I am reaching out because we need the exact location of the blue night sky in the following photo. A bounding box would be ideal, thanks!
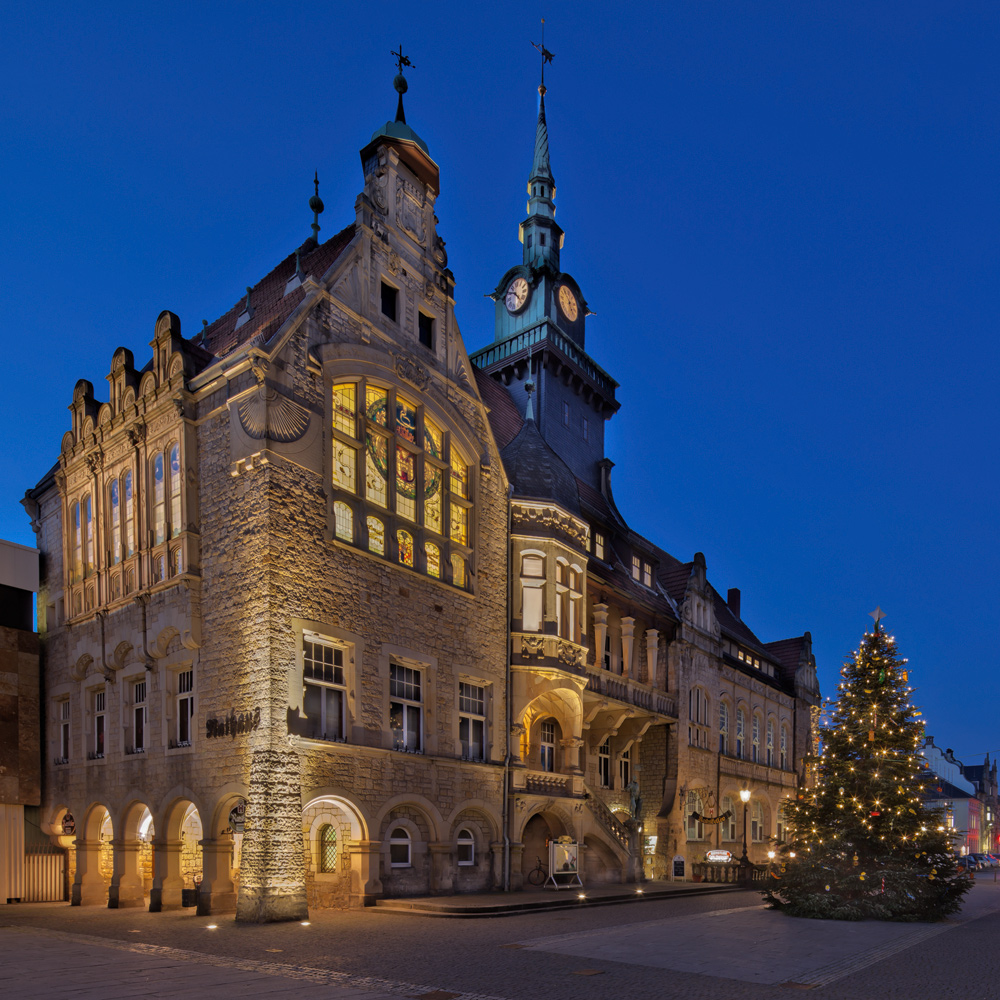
[2,3,997,759]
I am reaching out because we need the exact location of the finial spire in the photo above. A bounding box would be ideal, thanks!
[524,380,535,422]
[531,19,554,97]
[391,44,413,123]
[309,171,324,243]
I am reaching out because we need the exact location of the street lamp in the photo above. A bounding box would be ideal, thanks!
[739,788,752,885]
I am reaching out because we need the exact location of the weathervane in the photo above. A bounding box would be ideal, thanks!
[869,606,886,629]
[531,18,554,96]
[390,44,413,123]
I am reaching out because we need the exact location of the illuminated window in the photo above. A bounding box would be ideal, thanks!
[643,562,652,588]
[594,532,604,560]
[719,701,730,754]
[780,724,789,770]
[303,636,346,742]
[766,718,775,766]
[451,553,466,589]
[319,824,337,873]
[736,709,746,759]
[555,560,583,642]
[598,738,610,788]
[520,553,545,632]
[389,663,422,752]
[685,791,705,841]
[83,495,94,578]
[458,682,486,761]
[330,380,471,586]
[631,554,641,581]
[721,796,737,841]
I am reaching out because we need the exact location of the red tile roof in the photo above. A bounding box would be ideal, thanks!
[197,225,356,360]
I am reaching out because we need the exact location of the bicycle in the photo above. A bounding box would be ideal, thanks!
[526,856,548,886]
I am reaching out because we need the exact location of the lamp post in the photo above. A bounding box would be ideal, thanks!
[739,788,752,886]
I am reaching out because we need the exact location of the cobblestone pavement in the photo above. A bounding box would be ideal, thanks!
[2,882,1000,999]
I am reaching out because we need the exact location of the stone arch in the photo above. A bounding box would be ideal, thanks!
[517,807,574,887]
[109,799,155,908]
[375,796,442,900]
[518,687,584,775]
[150,792,205,912]
[140,370,157,397]
[71,803,113,906]
[301,791,372,910]
[582,833,624,885]
[445,802,501,894]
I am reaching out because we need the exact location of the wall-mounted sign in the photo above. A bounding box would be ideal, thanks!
[206,707,261,739]
[706,849,733,863]
[672,855,685,878]
[62,813,76,835]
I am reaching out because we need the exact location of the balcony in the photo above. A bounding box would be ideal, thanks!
[512,768,584,798]
[584,669,676,720]
[719,754,798,789]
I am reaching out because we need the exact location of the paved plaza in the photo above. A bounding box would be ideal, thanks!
[2,881,1000,999]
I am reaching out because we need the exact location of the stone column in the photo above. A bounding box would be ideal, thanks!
[348,839,383,908]
[149,839,184,911]
[489,841,505,890]
[560,736,585,776]
[509,841,525,891]
[108,839,146,908]
[620,617,635,679]
[198,836,237,915]
[236,748,308,922]
[593,604,608,668]
[428,842,454,895]
[71,838,107,906]
[509,722,527,767]
[645,629,660,687]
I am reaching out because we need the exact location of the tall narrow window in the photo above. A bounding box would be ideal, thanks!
[594,532,605,561]
[169,444,181,538]
[451,553,466,589]
[719,701,729,755]
[93,689,106,758]
[643,562,652,588]
[685,791,704,841]
[333,501,353,541]
[83,495,94,577]
[380,282,398,321]
[397,529,414,567]
[780,724,789,770]
[539,720,555,772]
[418,312,434,350]
[721,796,737,841]
[458,682,486,761]
[123,471,135,558]
[71,501,83,583]
[555,561,582,642]
[598,738,611,788]
[319,824,337,873]
[603,632,613,671]
[766,718,775,766]
[176,670,194,746]
[109,479,121,565]
[389,663,422,752]
[389,827,410,867]
[752,714,761,763]
[619,746,631,788]
[133,680,147,752]
[751,800,764,842]
[425,542,440,578]
[367,516,385,555]
[303,636,346,742]
[59,701,71,761]
[153,453,165,545]
[736,709,745,759]
[520,553,545,632]
[631,554,640,581]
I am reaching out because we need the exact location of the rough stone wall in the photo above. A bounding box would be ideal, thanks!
[0,623,39,806]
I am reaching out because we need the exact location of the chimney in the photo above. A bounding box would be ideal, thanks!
[727,588,741,619]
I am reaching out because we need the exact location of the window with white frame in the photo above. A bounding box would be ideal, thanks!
[751,800,765,842]
[721,795,737,841]
[303,635,346,742]
[389,826,411,867]
[766,718,775,766]
[540,720,555,772]
[92,689,106,759]
[736,708,745,759]
[176,669,194,746]
[555,559,582,642]
[520,553,545,632]
[685,791,705,841]
[132,680,147,752]
[619,746,631,788]
[642,561,652,588]
[780,724,789,770]
[458,682,486,761]
[719,701,729,754]
[598,738,611,788]
[59,700,70,761]
[456,828,475,866]
[752,713,761,763]
[389,662,422,752]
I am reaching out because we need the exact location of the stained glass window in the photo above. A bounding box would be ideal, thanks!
[395,446,416,521]
[83,495,94,576]
[332,383,356,436]
[451,553,466,589]
[397,529,414,567]
[424,480,442,533]
[450,459,469,499]
[333,442,356,492]
[153,453,165,545]
[169,444,181,538]
[367,517,385,555]
[425,543,440,578]
[366,386,387,425]
[334,502,353,541]
[395,395,417,444]
[365,433,388,507]
[450,504,468,546]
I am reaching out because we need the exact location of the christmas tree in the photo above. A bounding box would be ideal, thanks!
[763,610,969,921]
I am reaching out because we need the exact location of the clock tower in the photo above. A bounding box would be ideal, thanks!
[470,70,619,490]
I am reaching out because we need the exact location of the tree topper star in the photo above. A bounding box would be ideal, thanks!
[869,606,886,627]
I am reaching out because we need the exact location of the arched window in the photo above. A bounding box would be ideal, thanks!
[751,800,765,842]
[71,501,83,584]
[752,713,761,763]
[425,542,440,578]
[83,495,94,577]
[389,826,411,867]
[123,471,135,558]
[334,501,353,541]
[520,553,545,632]
[319,824,337,873]
[169,443,181,538]
[735,709,746,759]
[685,791,705,841]
[540,720,556,772]
[780,724,789,770]
[152,452,165,545]
[329,379,473,588]
[109,479,121,565]
[397,529,414,567]
[766,718,775,766]
[367,516,385,555]
[719,701,730,755]
[456,828,475,866]
[721,796,737,841]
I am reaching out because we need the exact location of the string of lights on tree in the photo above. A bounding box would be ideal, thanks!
[763,608,969,921]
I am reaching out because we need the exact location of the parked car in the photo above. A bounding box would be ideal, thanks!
[971,853,996,868]
[956,856,979,874]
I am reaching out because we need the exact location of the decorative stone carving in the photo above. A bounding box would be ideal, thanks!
[84,451,104,475]
[370,168,388,215]
[511,502,589,546]
[432,234,447,267]
[237,386,311,443]
[394,355,429,391]
[520,636,545,658]
[387,250,401,275]
[557,641,580,666]
[126,422,146,447]
[396,183,425,245]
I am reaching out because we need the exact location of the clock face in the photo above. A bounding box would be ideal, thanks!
[505,277,529,313]
[557,284,579,322]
